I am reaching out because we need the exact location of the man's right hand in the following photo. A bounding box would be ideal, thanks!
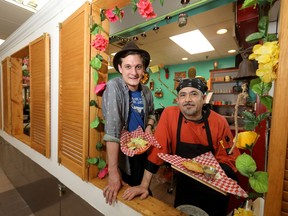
[122,185,149,201]
[103,169,122,205]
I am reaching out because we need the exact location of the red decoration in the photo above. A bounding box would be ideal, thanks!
[91,34,109,51]
[137,0,157,20]
[164,67,169,79]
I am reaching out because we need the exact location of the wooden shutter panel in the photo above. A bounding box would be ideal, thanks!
[58,2,90,179]
[2,58,12,134]
[0,68,1,130]
[10,57,23,136]
[29,33,51,157]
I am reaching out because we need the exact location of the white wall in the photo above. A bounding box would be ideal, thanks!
[0,1,140,215]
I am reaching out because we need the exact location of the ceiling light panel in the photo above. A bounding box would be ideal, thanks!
[169,30,214,55]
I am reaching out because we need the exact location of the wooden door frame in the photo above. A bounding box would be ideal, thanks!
[264,0,288,215]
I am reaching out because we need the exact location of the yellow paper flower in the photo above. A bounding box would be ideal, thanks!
[256,63,277,83]
[234,131,259,149]
[249,41,279,83]
[234,208,253,216]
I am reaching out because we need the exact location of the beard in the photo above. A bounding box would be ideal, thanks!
[181,102,201,119]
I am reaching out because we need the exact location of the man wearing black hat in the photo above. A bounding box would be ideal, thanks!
[123,78,240,216]
[102,41,156,205]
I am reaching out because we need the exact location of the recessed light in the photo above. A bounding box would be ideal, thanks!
[217,29,227,34]
[182,57,188,61]
[228,49,236,53]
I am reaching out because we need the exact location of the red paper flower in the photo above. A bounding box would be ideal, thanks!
[94,82,106,95]
[98,165,108,179]
[137,0,157,20]
[105,8,124,22]
[91,34,108,52]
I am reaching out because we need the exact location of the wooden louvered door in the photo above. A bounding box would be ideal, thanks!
[29,33,51,157]
[0,68,1,130]
[2,57,12,135]
[58,2,91,180]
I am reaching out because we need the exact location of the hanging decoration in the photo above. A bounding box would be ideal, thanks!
[178,13,188,27]
[153,25,160,33]
[158,69,177,96]
[149,79,154,90]
[164,67,169,79]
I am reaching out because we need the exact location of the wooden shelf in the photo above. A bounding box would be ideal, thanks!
[211,81,236,84]
[211,104,237,106]
[212,93,235,95]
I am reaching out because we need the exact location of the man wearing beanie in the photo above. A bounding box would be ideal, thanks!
[123,78,240,216]
[102,41,156,205]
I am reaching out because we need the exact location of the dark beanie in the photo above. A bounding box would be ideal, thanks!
[176,78,208,94]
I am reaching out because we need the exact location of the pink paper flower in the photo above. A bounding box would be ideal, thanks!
[98,165,108,179]
[23,57,29,65]
[94,82,106,95]
[137,0,157,20]
[91,34,108,51]
[105,8,124,22]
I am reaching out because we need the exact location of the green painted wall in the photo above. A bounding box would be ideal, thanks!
[108,56,236,109]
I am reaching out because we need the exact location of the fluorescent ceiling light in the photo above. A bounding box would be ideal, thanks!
[182,57,188,61]
[170,30,214,55]
[0,39,5,46]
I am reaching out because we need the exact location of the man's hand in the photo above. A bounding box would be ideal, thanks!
[122,185,149,201]
[145,125,153,135]
[103,169,122,205]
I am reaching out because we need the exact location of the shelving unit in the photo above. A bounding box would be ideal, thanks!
[209,68,250,130]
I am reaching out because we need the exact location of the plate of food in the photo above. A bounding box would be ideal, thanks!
[120,126,161,157]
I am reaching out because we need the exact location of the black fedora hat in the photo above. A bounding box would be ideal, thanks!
[113,41,150,72]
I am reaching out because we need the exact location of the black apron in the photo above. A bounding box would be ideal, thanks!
[174,110,230,216]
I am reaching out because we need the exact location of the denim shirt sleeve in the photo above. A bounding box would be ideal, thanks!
[102,78,128,143]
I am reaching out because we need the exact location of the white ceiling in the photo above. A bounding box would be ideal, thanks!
[0,0,34,40]
[109,3,239,72]
[0,0,239,71]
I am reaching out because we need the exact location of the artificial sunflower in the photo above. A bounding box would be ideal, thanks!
[235,131,259,150]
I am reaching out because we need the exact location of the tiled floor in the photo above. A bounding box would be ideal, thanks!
[0,167,34,216]
[150,165,176,207]
[0,137,103,216]
[0,166,175,216]
[0,136,175,215]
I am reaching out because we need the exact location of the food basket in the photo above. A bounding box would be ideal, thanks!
[120,126,161,157]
